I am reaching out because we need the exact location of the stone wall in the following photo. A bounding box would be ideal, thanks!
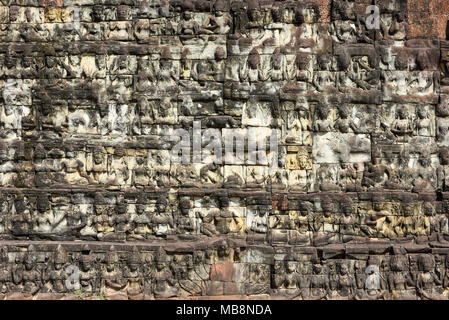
[1,0,449,299]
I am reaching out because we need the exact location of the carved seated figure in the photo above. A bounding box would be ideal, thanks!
[416,106,433,137]
[412,151,437,193]
[123,247,144,300]
[151,196,174,237]
[79,248,97,295]
[313,103,333,132]
[362,159,392,189]
[250,207,268,234]
[43,245,67,293]
[152,248,178,298]
[100,246,127,299]
[336,262,356,299]
[177,197,196,235]
[316,165,340,192]
[391,107,414,136]
[131,203,151,240]
[333,4,357,43]
[339,198,361,242]
[177,10,199,42]
[313,198,339,245]
[334,105,358,133]
[13,245,41,297]
[273,253,302,298]
[423,202,448,236]
[388,255,415,299]
[0,246,11,295]
[309,262,329,300]
[416,255,444,300]
[201,0,231,35]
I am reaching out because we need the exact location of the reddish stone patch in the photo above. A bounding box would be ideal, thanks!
[210,262,233,282]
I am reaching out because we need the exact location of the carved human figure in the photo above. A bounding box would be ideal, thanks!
[313,199,339,245]
[392,107,414,136]
[416,255,443,300]
[200,0,231,35]
[79,248,97,295]
[388,255,415,299]
[177,197,196,234]
[123,247,144,299]
[43,245,67,293]
[334,105,358,133]
[177,9,199,41]
[336,262,356,299]
[339,198,360,242]
[152,248,178,298]
[100,246,126,299]
[309,262,329,299]
[13,245,41,296]
[151,196,174,237]
[250,207,268,234]
[0,246,11,294]
[416,106,432,137]
[313,103,333,132]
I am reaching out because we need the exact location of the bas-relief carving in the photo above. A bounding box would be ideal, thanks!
[0,0,448,299]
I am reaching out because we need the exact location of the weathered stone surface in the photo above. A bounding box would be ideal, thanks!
[2,0,449,300]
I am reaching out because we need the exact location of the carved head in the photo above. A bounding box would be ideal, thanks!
[301,3,319,23]
[93,148,103,164]
[92,5,104,21]
[338,105,351,119]
[317,54,331,70]
[394,12,405,23]
[214,47,226,61]
[214,0,226,16]
[136,204,146,215]
[54,245,67,270]
[395,52,409,70]
[105,246,118,272]
[418,255,434,272]
[217,240,231,258]
[34,143,47,160]
[128,247,140,272]
[65,144,76,159]
[24,245,37,271]
[372,198,383,211]
[313,263,323,275]
[339,262,349,275]
[341,198,353,216]
[117,5,130,20]
[37,193,50,213]
[247,0,260,21]
[286,261,296,274]
[396,106,408,119]
[155,247,167,270]
[439,147,449,165]
[416,51,431,71]
[248,49,260,70]
[390,255,406,272]
[179,197,191,215]
[9,6,20,22]
[296,53,310,71]
[156,195,167,213]
[417,105,429,119]
[316,103,330,120]
[321,198,334,215]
